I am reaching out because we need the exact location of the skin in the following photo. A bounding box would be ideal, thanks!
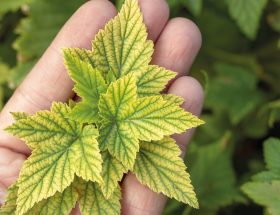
[0,0,204,214]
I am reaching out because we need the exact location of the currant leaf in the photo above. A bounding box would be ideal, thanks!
[123,95,204,141]
[162,94,185,106]
[99,121,139,169]
[27,185,78,215]
[78,180,121,215]
[100,152,128,199]
[98,74,139,168]
[98,74,203,168]
[64,48,95,68]
[6,103,102,215]
[64,50,107,123]
[10,112,29,121]
[6,102,81,150]
[133,137,199,208]
[136,65,176,97]
[92,0,153,80]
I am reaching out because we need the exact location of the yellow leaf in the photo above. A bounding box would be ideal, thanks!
[136,65,176,97]
[133,137,199,208]
[124,95,204,141]
[64,50,107,123]
[6,103,102,215]
[78,180,121,215]
[92,0,153,80]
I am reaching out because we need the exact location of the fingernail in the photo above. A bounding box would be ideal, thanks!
[0,182,7,206]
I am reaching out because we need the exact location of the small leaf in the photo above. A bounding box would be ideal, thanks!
[99,73,137,120]
[6,103,80,149]
[92,0,153,80]
[162,94,185,106]
[27,185,78,215]
[64,50,107,123]
[10,112,29,121]
[136,65,176,97]
[99,121,139,169]
[124,95,204,141]
[6,103,102,215]
[64,48,95,68]
[78,181,121,215]
[100,151,128,199]
[226,0,268,39]
[133,137,198,208]
[242,181,280,215]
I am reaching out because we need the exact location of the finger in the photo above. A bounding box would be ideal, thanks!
[0,148,26,188]
[152,18,202,77]
[169,77,204,154]
[138,0,169,41]
[0,0,117,155]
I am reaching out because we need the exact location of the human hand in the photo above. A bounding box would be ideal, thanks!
[0,0,203,214]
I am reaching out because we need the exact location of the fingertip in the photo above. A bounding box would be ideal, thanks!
[121,174,166,215]
[0,147,26,187]
[170,18,202,52]
[168,76,204,153]
[152,17,202,75]
[139,0,169,41]
[168,76,204,115]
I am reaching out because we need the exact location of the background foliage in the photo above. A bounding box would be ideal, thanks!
[0,0,279,214]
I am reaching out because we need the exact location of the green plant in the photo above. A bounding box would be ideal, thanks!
[1,0,280,214]
[242,138,280,215]
[0,0,204,214]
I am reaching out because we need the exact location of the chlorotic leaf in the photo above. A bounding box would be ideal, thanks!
[98,74,139,168]
[226,0,268,39]
[27,184,78,215]
[99,73,137,120]
[162,94,185,106]
[242,181,280,215]
[10,112,29,121]
[0,183,18,215]
[78,181,121,215]
[64,48,95,68]
[5,103,102,215]
[92,0,153,80]
[133,137,199,208]
[64,50,107,123]
[136,65,176,97]
[100,151,128,199]
[99,121,139,169]
[124,95,204,141]
[99,74,203,167]
[6,102,81,150]
[69,102,100,124]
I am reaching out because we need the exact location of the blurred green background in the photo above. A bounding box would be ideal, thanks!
[0,0,280,214]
